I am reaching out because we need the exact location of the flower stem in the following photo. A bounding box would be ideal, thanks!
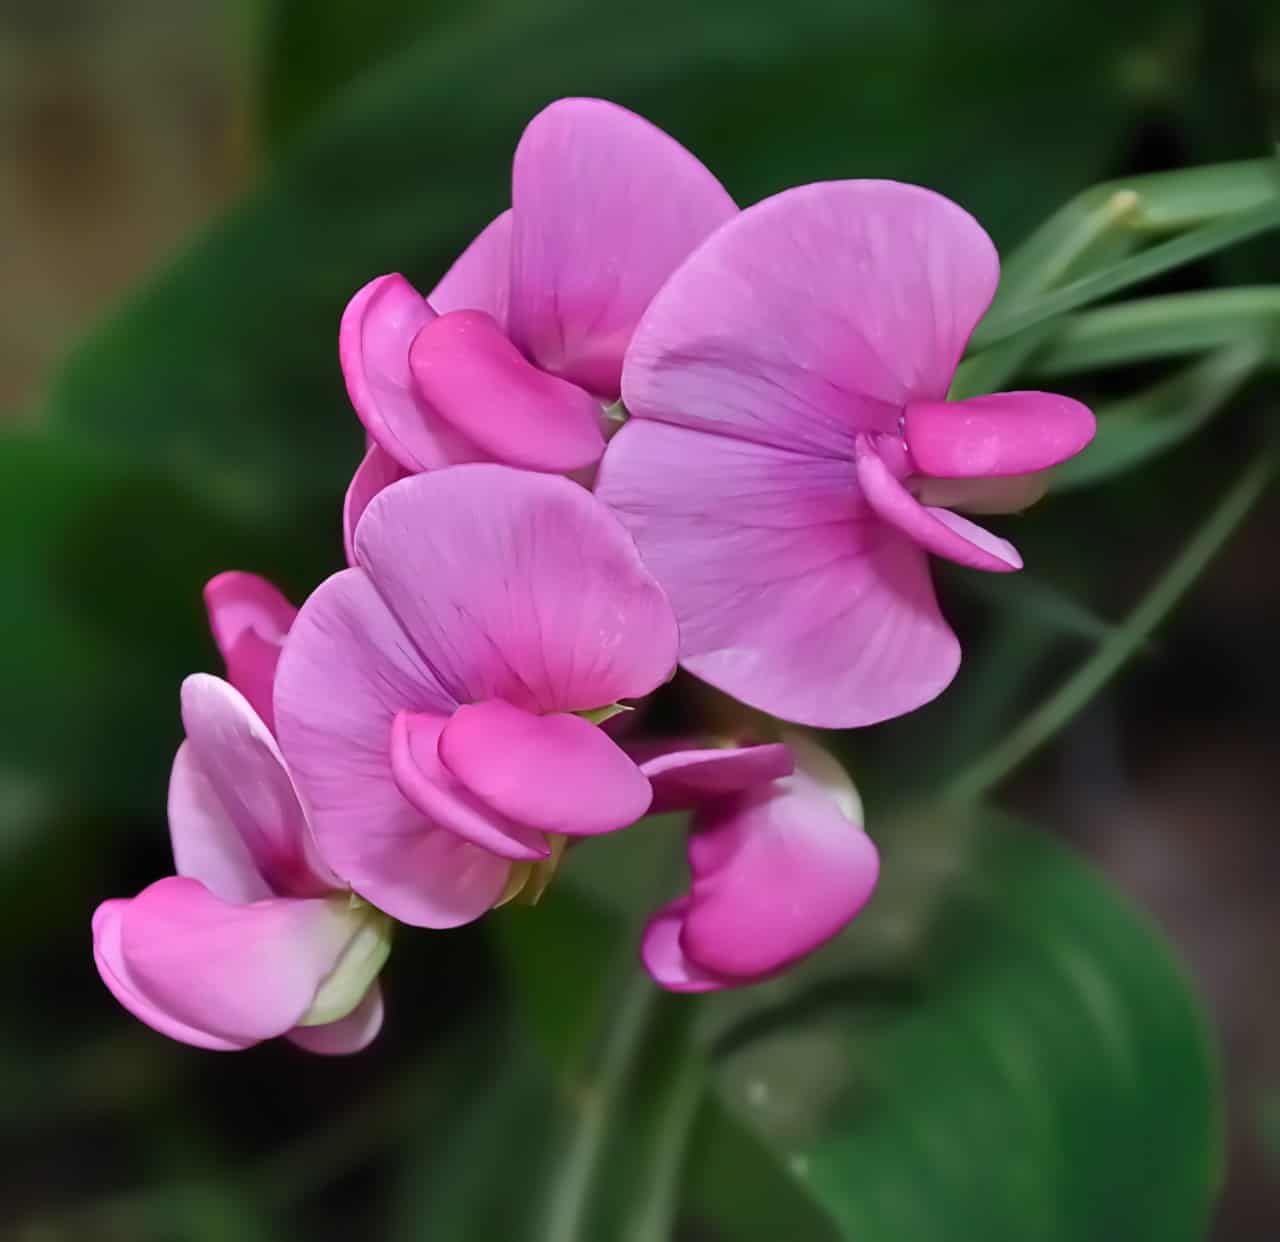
[943,452,1275,805]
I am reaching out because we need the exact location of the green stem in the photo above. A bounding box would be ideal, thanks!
[943,453,1275,804]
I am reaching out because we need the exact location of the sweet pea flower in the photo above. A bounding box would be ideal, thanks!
[597,180,1096,728]
[203,571,297,729]
[337,96,736,539]
[638,736,878,991]
[273,465,680,928]
[93,675,391,1054]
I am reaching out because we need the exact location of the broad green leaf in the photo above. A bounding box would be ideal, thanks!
[713,815,1221,1242]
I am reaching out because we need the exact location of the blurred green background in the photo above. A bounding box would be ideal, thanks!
[3,1,1279,1239]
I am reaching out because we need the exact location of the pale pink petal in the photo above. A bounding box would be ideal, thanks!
[439,699,652,836]
[597,421,959,727]
[409,310,605,473]
[116,877,358,1045]
[428,210,513,327]
[287,983,384,1056]
[353,467,678,713]
[203,571,296,731]
[343,443,408,566]
[339,274,480,472]
[853,437,1022,573]
[639,744,794,813]
[640,898,729,994]
[93,899,251,1051]
[680,770,880,980]
[274,570,508,927]
[390,710,550,860]
[508,98,736,398]
[176,675,338,896]
[904,391,1096,478]
[623,180,998,456]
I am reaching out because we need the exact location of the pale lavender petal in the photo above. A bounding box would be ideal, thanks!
[409,310,605,473]
[344,443,408,566]
[203,571,296,731]
[853,436,1022,573]
[439,699,652,836]
[354,467,678,713]
[597,420,959,727]
[904,391,1096,477]
[639,744,794,813]
[623,180,999,456]
[428,209,514,327]
[640,898,729,993]
[339,274,480,472]
[509,98,736,398]
[287,983,384,1056]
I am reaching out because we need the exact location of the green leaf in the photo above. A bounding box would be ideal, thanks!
[713,814,1221,1242]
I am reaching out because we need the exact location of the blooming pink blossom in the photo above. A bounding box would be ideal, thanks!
[597,180,1096,728]
[93,675,390,1053]
[638,737,878,991]
[337,96,736,533]
[273,465,680,929]
[203,571,296,731]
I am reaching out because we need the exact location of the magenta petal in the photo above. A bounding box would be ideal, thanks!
[409,310,605,473]
[853,437,1022,573]
[287,983,384,1055]
[598,420,960,727]
[429,209,514,327]
[640,898,730,993]
[203,571,296,731]
[343,443,408,566]
[623,180,999,456]
[639,744,794,813]
[339,274,480,472]
[439,700,652,836]
[93,899,251,1050]
[904,391,1096,478]
[353,467,678,712]
[390,710,550,860]
[508,97,736,397]
[117,877,357,1045]
[681,771,880,980]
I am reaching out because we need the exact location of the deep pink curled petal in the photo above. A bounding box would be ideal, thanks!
[203,571,296,731]
[273,570,507,927]
[640,898,731,993]
[117,877,357,1045]
[622,180,999,457]
[177,675,338,896]
[409,310,605,473]
[287,982,384,1055]
[681,768,880,980]
[354,467,678,712]
[390,710,550,860]
[597,420,959,728]
[344,443,408,567]
[508,98,736,398]
[93,898,252,1051]
[439,700,652,836]
[639,744,794,814]
[853,437,1022,573]
[339,274,480,472]
[904,391,1096,478]
[428,210,514,328]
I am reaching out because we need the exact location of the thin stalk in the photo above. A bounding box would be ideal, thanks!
[943,453,1275,804]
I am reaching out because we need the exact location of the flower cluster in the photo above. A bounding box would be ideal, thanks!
[94,98,1093,1052]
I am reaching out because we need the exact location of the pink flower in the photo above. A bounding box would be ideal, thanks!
[203,571,297,731]
[638,737,878,991]
[597,180,1096,728]
[337,96,736,542]
[273,465,680,929]
[93,675,391,1054]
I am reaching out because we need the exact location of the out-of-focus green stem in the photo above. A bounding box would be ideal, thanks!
[943,452,1276,805]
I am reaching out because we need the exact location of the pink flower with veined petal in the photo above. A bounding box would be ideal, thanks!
[597,180,1096,728]
[638,737,878,991]
[274,465,680,929]
[338,97,736,548]
[203,571,296,729]
[93,675,391,1054]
